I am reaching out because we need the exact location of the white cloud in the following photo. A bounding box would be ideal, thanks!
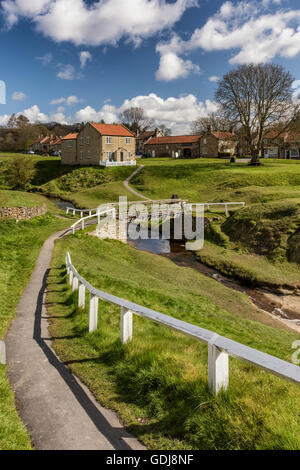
[23,104,49,123]
[156,52,200,81]
[57,64,76,80]
[50,95,80,105]
[0,114,10,125]
[209,76,219,83]
[36,51,53,66]
[0,93,217,133]
[155,1,300,78]
[2,0,196,46]
[12,91,26,101]
[79,51,92,69]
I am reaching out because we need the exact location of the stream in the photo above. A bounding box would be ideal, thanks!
[50,197,300,332]
[128,234,300,332]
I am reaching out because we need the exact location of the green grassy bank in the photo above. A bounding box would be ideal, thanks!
[0,193,69,450]
[47,233,300,450]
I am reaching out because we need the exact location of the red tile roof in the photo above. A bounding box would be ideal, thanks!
[264,130,285,139]
[90,122,134,137]
[62,133,78,140]
[211,131,237,141]
[146,135,201,145]
[50,138,62,146]
[285,132,300,143]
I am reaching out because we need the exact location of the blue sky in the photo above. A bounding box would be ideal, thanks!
[1,0,300,133]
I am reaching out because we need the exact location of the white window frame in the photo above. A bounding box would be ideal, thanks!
[203,138,207,145]
[79,151,84,160]
[125,137,131,145]
[80,137,84,145]
[127,152,131,160]
[87,150,91,159]
[106,136,112,144]
[86,137,90,145]
[106,151,112,160]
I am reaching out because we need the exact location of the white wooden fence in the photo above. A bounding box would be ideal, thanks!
[192,202,246,216]
[70,208,116,235]
[65,252,300,395]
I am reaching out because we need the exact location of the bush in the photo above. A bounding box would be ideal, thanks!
[5,157,36,189]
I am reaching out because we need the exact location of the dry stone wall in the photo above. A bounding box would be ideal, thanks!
[0,205,47,220]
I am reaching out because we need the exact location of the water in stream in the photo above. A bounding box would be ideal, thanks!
[128,234,300,331]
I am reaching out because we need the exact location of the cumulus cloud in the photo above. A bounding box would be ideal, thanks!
[0,93,217,133]
[50,95,80,105]
[2,0,196,46]
[23,104,49,122]
[57,64,76,80]
[74,93,217,134]
[79,51,92,69]
[155,0,300,79]
[156,52,200,81]
[12,91,27,101]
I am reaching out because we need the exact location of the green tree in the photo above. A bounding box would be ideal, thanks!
[6,157,36,189]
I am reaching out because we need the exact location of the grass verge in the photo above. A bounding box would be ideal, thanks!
[0,196,69,450]
[47,233,300,450]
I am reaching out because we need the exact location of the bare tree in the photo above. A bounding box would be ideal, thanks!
[157,124,171,136]
[216,63,299,165]
[191,112,234,134]
[120,107,154,134]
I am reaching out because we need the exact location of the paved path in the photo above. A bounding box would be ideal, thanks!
[5,229,146,450]
[124,165,152,201]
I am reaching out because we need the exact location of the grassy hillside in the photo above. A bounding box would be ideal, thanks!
[0,192,69,450]
[48,233,300,450]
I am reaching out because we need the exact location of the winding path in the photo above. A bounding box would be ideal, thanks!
[123,164,152,201]
[5,228,146,451]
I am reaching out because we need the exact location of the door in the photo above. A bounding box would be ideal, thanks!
[120,152,124,162]
[184,148,192,159]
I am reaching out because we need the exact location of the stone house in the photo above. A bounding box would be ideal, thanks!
[61,122,136,166]
[200,131,238,158]
[49,137,62,155]
[145,135,201,158]
[284,132,300,159]
[136,129,163,154]
[61,133,78,164]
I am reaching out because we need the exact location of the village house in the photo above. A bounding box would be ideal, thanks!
[61,122,136,166]
[262,130,300,159]
[136,129,163,154]
[145,135,201,158]
[29,135,62,155]
[200,130,239,158]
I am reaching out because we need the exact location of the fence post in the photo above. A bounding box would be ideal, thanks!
[66,208,69,215]
[208,340,229,395]
[120,307,133,344]
[225,204,228,217]
[78,283,86,308]
[0,341,6,365]
[81,220,85,231]
[72,276,79,293]
[69,270,74,286]
[89,294,99,333]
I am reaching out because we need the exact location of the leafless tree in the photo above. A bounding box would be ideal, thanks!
[191,112,234,134]
[216,63,299,164]
[156,124,171,136]
[120,107,154,134]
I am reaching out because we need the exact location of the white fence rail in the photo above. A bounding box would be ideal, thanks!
[65,252,300,395]
[191,202,246,216]
[70,208,116,235]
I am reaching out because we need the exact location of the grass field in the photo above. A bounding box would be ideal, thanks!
[0,192,69,450]
[47,233,300,450]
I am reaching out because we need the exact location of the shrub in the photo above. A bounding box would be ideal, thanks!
[5,157,36,189]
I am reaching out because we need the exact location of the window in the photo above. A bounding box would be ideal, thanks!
[86,137,90,145]
[80,151,83,160]
[203,138,207,144]
[106,136,112,144]
[166,146,169,150]
[87,150,91,159]
[125,137,131,145]
[67,141,73,148]
[106,151,112,160]
[127,152,131,160]
[80,137,84,145]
